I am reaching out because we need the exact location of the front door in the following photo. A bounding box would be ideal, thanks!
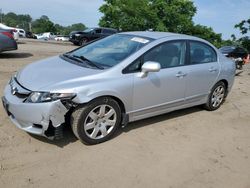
[132,41,188,119]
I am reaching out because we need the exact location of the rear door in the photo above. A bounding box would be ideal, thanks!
[185,41,220,101]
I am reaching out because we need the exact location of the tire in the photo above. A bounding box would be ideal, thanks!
[71,97,122,145]
[204,81,226,111]
[80,38,88,46]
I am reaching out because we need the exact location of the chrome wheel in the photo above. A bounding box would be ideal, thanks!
[84,105,117,139]
[211,85,225,108]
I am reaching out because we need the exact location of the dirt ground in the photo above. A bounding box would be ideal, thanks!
[0,39,250,188]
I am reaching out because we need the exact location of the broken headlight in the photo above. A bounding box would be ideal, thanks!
[26,92,76,103]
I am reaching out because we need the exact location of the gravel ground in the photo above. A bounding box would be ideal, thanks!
[0,39,250,188]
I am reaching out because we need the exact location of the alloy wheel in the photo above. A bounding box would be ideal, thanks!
[84,105,117,139]
[211,85,225,108]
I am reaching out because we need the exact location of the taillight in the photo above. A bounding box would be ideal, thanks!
[1,32,14,39]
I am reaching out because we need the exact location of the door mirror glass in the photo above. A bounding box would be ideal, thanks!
[138,61,161,78]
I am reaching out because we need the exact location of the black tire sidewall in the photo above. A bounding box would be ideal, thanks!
[76,97,121,145]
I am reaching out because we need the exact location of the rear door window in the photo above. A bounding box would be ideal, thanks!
[190,41,217,64]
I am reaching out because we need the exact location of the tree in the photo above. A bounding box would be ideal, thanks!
[1,11,88,35]
[69,23,86,31]
[235,18,250,52]
[99,0,196,32]
[235,18,250,35]
[55,23,86,35]
[99,0,223,47]
[2,12,32,31]
[32,15,57,33]
[187,24,222,47]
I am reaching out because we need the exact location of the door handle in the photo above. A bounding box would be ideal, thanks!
[209,67,218,72]
[176,71,187,78]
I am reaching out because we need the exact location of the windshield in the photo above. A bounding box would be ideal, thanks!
[83,28,94,32]
[70,34,153,67]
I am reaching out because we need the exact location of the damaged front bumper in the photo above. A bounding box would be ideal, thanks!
[2,83,69,139]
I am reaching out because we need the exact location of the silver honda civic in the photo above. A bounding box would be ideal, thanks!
[2,32,235,144]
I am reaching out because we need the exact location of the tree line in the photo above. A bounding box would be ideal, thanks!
[99,0,250,51]
[1,0,249,51]
[1,12,86,35]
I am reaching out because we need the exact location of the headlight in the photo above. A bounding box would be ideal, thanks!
[26,92,76,103]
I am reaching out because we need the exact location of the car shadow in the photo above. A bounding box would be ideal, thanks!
[116,106,203,136]
[0,52,33,59]
[28,125,78,148]
[17,41,26,44]
[29,106,203,148]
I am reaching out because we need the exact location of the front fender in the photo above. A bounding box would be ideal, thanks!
[73,90,124,104]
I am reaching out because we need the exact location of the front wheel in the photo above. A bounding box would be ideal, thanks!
[204,81,226,111]
[71,97,122,145]
[80,38,88,46]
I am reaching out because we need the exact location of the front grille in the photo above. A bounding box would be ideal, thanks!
[10,77,31,99]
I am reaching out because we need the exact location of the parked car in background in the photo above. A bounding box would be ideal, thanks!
[55,35,69,41]
[0,29,18,52]
[34,33,44,40]
[0,23,19,41]
[34,32,56,40]
[2,32,235,144]
[26,31,37,39]
[42,32,56,40]
[219,46,248,70]
[69,27,117,46]
[219,46,248,58]
[16,28,26,37]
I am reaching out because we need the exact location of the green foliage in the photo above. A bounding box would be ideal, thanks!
[234,18,250,52]
[2,12,32,31]
[99,0,224,47]
[239,37,250,52]
[32,15,57,33]
[1,12,86,35]
[55,23,86,35]
[235,18,250,35]
[186,24,222,47]
[99,0,196,33]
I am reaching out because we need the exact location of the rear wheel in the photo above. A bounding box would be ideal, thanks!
[71,97,121,145]
[204,81,226,111]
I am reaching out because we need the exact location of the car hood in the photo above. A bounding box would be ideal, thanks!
[16,56,102,91]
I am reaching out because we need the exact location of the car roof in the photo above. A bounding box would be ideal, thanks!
[120,31,200,40]
[91,27,117,31]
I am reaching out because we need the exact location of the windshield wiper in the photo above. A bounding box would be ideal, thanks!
[63,53,80,61]
[63,53,104,69]
[73,55,104,69]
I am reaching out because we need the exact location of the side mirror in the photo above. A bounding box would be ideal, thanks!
[138,61,161,78]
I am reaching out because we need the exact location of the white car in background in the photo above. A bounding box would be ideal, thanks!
[35,32,57,40]
[16,28,26,37]
[0,23,19,41]
[55,35,69,41]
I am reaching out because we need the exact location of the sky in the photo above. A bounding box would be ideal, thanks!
[0,0,249,39]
